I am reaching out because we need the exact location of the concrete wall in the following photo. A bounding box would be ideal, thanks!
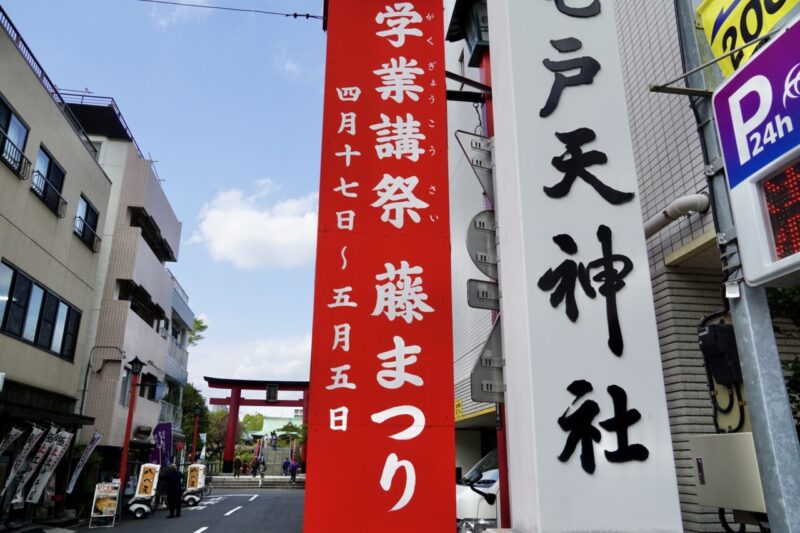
[0,28,111,400]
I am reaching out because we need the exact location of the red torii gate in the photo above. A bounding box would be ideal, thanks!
[204,376,309,473]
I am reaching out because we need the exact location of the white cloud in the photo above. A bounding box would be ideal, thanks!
[273,49,302,79]
[149,0,210,29]
[187,335,311,412]
[190,183,318,270]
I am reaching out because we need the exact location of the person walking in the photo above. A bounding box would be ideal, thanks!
[233,456,241,478]
[282,457,290,476]
[165,464,184,519]
[258,457,266,487]
[289,458,298,483]
[251,458,259,477]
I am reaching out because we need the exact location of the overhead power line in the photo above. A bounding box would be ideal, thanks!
[134,0,323,20]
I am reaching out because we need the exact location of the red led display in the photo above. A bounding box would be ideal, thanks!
[762,162,800,260]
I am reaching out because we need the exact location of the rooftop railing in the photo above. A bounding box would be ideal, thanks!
[0,7,97,159]
[60,92,145,161]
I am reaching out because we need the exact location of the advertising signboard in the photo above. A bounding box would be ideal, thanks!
[134,463,160,499]
[698,0,800,77]
[713,17,800,284]
[305,1,455,530]
[186,464,205,490]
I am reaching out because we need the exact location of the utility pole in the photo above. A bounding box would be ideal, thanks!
[674,2,800,531]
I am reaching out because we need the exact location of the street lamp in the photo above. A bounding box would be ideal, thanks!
[191,404,201,463]
[118,356,145,512]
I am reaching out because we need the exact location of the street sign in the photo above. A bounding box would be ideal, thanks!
[470,317,505,403]
[466,210,497,279]
[713,16,800,284]
[466,279,499,310]
[455,130,494,204]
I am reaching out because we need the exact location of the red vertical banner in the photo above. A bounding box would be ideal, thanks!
[305,1,454,531]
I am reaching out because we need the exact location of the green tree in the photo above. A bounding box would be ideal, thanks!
[188,317,208,347]
[180,383,209,443]
[205,409,246,461]
[241,413,266,432]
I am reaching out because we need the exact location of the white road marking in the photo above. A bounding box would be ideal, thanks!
[249,495,258,502]
[193,528,208,533]
[224,506,243,516]
[188,506,207,511]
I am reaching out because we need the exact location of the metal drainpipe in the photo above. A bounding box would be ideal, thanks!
[643,192,710,238]
[674,1,800,531]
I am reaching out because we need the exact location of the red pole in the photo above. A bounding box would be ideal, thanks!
[191,412,200,463]
[118,371,140,508]
[300,388,309,469]
[222,388,241,473]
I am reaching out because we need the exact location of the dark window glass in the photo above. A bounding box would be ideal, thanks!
[22,284,43,342]
[0,263,13,322]
[50,302,68,354]
[61,307,80,360]
[5,274,31,337]
[36,292,59,349]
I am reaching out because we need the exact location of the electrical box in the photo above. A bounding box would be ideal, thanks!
[698,323,742,385]
[689,432,766,513]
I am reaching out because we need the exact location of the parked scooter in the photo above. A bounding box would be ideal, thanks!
[182,464,206,506]
[128,494,156,519]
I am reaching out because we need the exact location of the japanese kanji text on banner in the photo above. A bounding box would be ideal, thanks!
[305,1,455,531]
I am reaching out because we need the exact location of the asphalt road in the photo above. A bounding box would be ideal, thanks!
[78,489,304,533]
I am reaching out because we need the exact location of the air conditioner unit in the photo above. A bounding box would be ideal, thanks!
[160,327,168,338]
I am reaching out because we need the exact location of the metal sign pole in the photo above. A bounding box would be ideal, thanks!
[675,2,800,531]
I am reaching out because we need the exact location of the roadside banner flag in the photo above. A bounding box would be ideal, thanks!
[0,427,23,457]
[11,427,59,505]
[0,426,44,497]
[26,430,72,503]
[67,431,103,494]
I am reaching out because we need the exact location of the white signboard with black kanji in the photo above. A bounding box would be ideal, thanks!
[488,1,683,531]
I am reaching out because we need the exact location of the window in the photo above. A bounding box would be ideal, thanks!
[31,148,67,217]
[74,195,101,252]
[0,262,81,361]
[0,98,30,178]
[139,374,158,401]
[0,263,12,321]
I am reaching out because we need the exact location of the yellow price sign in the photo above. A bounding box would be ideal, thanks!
[454,399,463,420]
[698,0,800,76]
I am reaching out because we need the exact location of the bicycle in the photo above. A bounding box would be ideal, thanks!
[202,476,213,497]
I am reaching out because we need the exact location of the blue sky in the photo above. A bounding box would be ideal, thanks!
[1,0,327,407]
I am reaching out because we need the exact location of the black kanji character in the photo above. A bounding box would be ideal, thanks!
[552,0,601,18]
[599,385,649,463]
[540,38,600,118]
[547,128,635,205]
[537,234,596,322]
[558,379,601,474]
[587,225,633,356]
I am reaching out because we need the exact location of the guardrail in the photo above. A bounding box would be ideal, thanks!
[74,216,101,252]
[0,128,31,180]
[0,7,97,159]
[31,170,67,217]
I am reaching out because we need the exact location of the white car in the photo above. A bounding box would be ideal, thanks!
[456,449,500,532]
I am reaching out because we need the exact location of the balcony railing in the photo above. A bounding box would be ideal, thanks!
[159,401,183,428]
[0,129,31,180]
[168,337,189,369]
[31,170,67,218]
[73,216,101,252]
